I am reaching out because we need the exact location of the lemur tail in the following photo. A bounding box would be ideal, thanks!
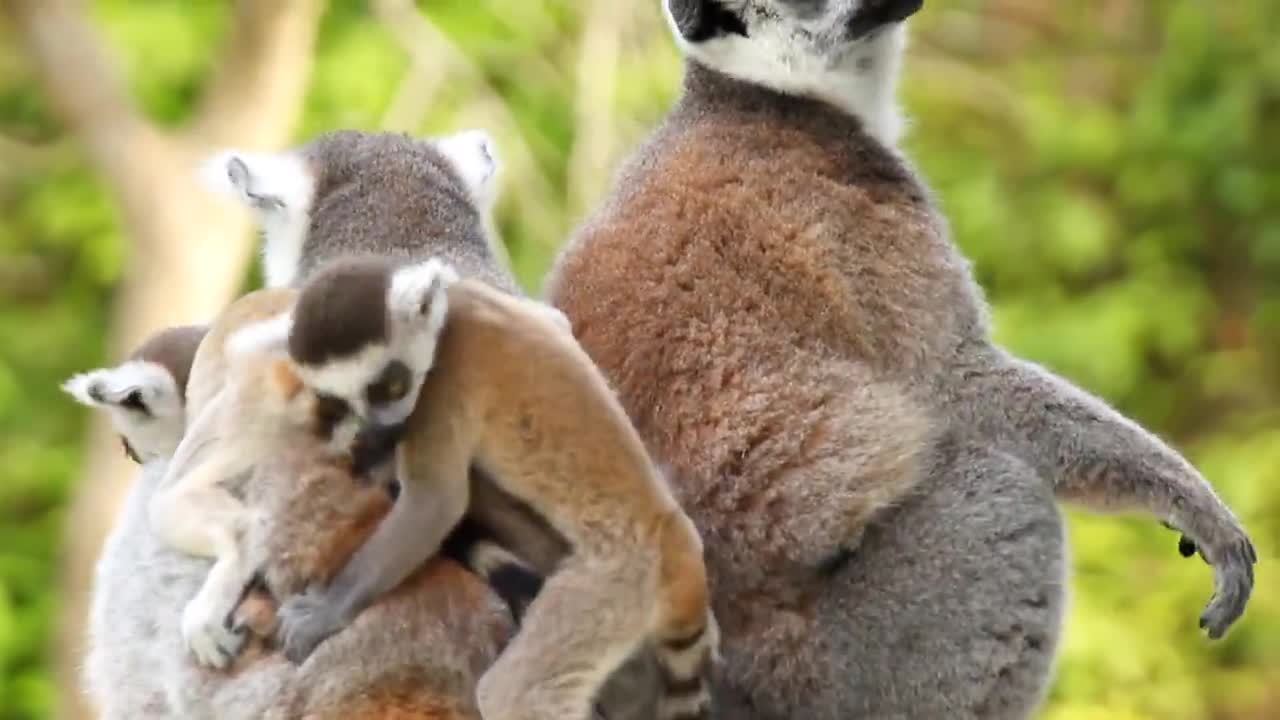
[653,611,719,720]
[441,517,543,623]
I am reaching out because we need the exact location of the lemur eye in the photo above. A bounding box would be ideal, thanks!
[366,360,413,407]
[120,390,148,414]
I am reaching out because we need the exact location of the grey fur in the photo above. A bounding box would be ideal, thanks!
[543,3,1256,718]
[293,130,517,291]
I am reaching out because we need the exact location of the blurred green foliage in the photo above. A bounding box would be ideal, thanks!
[0,1,1276,718]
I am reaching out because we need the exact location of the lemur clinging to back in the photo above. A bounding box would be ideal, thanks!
[544,1,1258,718]
[200,128,711,720]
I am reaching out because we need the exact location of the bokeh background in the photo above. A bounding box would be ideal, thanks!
[0,1,1276,718]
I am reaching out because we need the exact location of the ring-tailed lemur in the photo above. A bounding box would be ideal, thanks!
[544,1,1257,718]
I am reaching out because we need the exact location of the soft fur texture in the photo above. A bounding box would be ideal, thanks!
[544,2,1256,717]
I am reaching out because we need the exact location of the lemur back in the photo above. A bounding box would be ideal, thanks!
[546,1,1255,718]
[203,129,515,292]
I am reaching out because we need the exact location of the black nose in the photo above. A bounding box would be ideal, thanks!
[847,0,923,40]
[350,421,407,476]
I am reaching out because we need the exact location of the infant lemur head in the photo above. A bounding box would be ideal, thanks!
[665,0,924,145]
[62,324,209,463]
[233,256,458,472]
[198,128,500,289]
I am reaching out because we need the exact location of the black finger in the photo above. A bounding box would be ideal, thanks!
[1178,536,1197,558]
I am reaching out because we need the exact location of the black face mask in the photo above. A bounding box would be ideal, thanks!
[669,0,750,43]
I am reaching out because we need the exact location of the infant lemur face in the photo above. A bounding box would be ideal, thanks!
[233,255,459,471]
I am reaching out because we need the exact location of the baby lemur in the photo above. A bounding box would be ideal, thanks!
[200,129,715,719]
[543,1,1258,718]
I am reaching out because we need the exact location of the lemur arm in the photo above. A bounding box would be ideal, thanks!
[969,347,1256,637]
[276,416,475,663]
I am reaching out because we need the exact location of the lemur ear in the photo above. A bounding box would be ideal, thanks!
[433,129,501,207]
[388,258,459,328]
[61,362,176,415]
[197,149,315,217]
[226,312,294,358]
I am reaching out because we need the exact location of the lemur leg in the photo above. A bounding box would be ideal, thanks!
[150,465,256,668]
[148,395,259,668]
[476,555,653,720]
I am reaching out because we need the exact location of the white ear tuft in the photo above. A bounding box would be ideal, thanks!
[61,362,179,413]
[226,312,294,358]
[62,371,106,407]
[196,149,315,216]
[389,258,459,327]
[434,129,501,206]
[198,149,317,289]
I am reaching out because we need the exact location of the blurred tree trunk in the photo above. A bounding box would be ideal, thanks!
[0,1,325,718]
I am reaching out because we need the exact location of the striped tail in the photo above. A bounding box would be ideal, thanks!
[441,516,544,624]
[654,611,719,720]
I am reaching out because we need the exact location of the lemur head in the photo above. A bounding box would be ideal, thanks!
[664,0,923,145]
[197,129,499,289]
[231,256,458,467]
[62,324,208,463]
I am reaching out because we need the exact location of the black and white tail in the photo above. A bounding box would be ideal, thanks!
[441,516,543,623]
[654,611,719,720]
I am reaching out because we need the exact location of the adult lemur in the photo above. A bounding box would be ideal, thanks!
[544,1,1257,718]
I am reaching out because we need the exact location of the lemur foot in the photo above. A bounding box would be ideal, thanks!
[1198,534,1258,640]
[1166,518,1258,639]
[182,587,247,669]
[276,586,347,664]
